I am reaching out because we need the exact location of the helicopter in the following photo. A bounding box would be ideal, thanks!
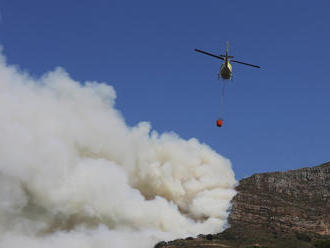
[194,43,260,127]
[194,42,260,80]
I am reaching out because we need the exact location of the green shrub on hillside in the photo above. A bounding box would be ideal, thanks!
[313,239,330,248]
[245,246,270,248]
[295,232,312,242]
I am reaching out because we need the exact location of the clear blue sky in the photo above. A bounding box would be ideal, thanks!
[1,0,329,178]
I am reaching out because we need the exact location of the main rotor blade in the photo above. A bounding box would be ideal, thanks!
[221,55,234,58]
[230,59,261,68]
[194,49,224,61]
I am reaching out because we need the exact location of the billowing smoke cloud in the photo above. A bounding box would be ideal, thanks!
[0,51,237,248]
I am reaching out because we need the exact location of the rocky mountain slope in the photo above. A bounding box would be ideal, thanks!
[230,162,329,235]
[156,162,330,248]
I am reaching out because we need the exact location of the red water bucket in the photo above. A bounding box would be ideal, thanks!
[216,119,223,127]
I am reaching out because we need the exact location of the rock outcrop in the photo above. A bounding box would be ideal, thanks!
[156,162,330,248]
[229,162,330,235]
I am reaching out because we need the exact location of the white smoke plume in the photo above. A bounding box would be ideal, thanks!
[0,51,237,248]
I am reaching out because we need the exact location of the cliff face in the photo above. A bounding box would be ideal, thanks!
[156,162,330,248]
[229,162,330,235]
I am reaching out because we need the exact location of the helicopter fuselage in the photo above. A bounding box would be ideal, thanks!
[220,61,232,80]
